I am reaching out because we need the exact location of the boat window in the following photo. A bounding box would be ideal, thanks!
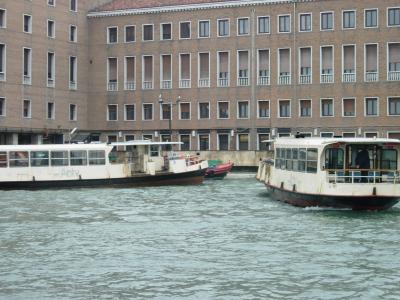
[285,148,293,171]
[0,152,7,168]
[306,148,318,173]
[150,145,159,157]
[9,151,29,168]
[30,151,49,167]
[324,148,344,169]
[89,150,106,165]
[70,150,87,166]
[274,148,281,169]
[51,151,69,166]
[292,148,299,171]
[299,148,306,172]
[381,149,397,170]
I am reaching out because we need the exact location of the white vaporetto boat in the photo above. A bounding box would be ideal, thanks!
[0,140,208,189]
[257,137,400,210]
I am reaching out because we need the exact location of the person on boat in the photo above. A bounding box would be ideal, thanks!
[355,148,370,182]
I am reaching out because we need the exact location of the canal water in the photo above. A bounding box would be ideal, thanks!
[1,175,400,299]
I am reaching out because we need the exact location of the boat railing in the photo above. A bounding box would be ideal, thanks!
[185,155,200,167]
[326,169,400,184]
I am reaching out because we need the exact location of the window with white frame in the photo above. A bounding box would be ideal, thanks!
[107,27,117,43]
[179,102,190,120]
[237,18,249,35]
[198,134,209,151]
[237,101,249,119]
[143,24,153,41]
[47,52,55,87]
[258,133,270,151]
[70,0,77,12]
[218,101,229,119]
[180,21,191,39]
[343,10,356,29]
[23,14,32,33]
[23,48,32,85]
[365,9,378,28]
[161,23,172,40]
[124,56,135,90]
[218,19,229,36]
[0,97,5,116]
[69,104,77,121]
[258,100,270,118]
[388,8,400,26]
[343,98,355,117]
[279,100,291,118]
[198,102,210,119]
[299,99,311,117]
[23,99,31,118]
[69,56,77,89]
[0,44,5,81]
[47,102,55,119]
[321,12,333,30]
[0,9,5,28]
[299,13,311,31]
[218,134,229,150]
[124,104,135,121]
[180,134,191,151]
[142,103,153,120]
[107,57,118,91]
[258,16,270,34]
[48,0,55,6]
[47,19,55,38]
[278,15,291,33]
[107,104,118,121]
[321,98,334,117]
[237,134,249,151]
[198,20,209,38]
[388,97,400,116]
[160,102,171,120]
[125,25,135,42]
[365,97,378,116]
[160,54,171,89]
[69,25,77,42]
[142,55,153,89]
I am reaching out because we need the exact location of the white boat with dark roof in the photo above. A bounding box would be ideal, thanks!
[257,137,400,211]
[0,140,208,189]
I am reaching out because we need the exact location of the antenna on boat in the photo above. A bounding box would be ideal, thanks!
[67,127,78,143]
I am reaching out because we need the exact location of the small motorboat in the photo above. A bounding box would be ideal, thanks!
[205,160,234,179]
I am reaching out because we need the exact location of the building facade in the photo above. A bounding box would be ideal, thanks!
[1,0,400,151]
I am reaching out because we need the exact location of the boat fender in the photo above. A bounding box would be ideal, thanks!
[280,182,284,189]
[372,187,376,196]
[79,175,82,180]
[32,176,35,182]
[292,184,296,192]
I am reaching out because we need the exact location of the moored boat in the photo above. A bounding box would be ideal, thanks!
[205,160,234,179]
[257,137,400,211]
[0,141,208,189]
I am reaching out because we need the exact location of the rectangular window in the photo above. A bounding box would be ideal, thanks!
[238,101,249,119]
[388,97,400,116]
[199,102,210,119]
[124,104,135,121]
[69,104,77,121]
[23,99,31,118]
[142,55,153,89]
[47,52,55,87]
[279,100,291,118]
[237,18,249,35]
[143,24,153,41]
[161,23,171,40]
[278,15,291,33]
[179,53,190,88]
[258,100,270,118]
[124,56,135,90]
[69,56,77,90]
[0,44,6,81]
[180,135,190,151]
[258,16,270,34]
[365,9,378,28]
[258,49,270,85]
[107,27,117,43]
[47,20,55,38]
[299,13,311,32]
[218,19,229,36]
[107,104,118,121]
[321,12,333,30]
[23,14,32,33]
[299,99,311,117]
[0,97,4,116]
[29,151,49,167]
[107,57,118,91]
[198,52,210,87]
[238,50,249,86]
[258,134,270,151]
[238,134,249,151]
[343,10,356,29]
[0,9,6,28]
[198,20,209,38]
[161,54,171,89]
[142,103,153,120]
[388,8,400,26]
[125,25,135,42]
[69,25,77,42]
[23,48,32,85]
[299,47,312,84]
[88,151,106,165]
[179,102,190,120]
[365,97,378,116]
[48,0,55,6]
[180,21,191,39]
[47,102,55,119]
[70,151,87,166]
[199,134,209,151]
[321,98,334,117]
[70,0,77,12]
[343,98,355,117]
[218,134,229,150]
[218,101,229,119]
[160,103,171,120]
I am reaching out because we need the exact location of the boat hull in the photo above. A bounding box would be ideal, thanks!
[0,168,206,190]
[266,184,399,211]
[205,162,233,179]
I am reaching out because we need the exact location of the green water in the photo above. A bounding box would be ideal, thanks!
[0,176,399,299]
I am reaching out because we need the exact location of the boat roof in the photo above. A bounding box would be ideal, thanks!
[272,137,400,147]
[0,143,113,151]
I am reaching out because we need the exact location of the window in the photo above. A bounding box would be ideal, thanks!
[69,104,77,121]
[107,57,118,91]
[218,101,229,119]
[278,15,291,33]
[69,25,77,42]
[0,9,6,28]
[179,102,190,120]
[218,134,229,150]
[218,19,229,36]
[321,12,333,30]
[238,134,249,151]
[307,149,318,173]
[299,99,311,117]
[107,27,117,43]
[142,55,153,89]
[365,9,378,28]
[0,152,7,168]
[47,52,55,87]
[199,134,209,150]
[388,97,400,116]
[279,100,291,118]
[70,151,87,166]
[258,133,270,151]
[23,48,32,85]
[107,104,117,121]
[343,98,355,117]
[142,103,153,120]
[299,13,311,31]
[198,20,209,38]
[258,16,270,34]
[23,14,32,33]
[180,135,190,151]
[365,97,378,116]
[48,0,55,6]
[161,23,171,40]
[70,0,77,12]
[143,24,153,41]
[198,102,210,119]
[0,97,4,116]
[0,44,6,81]
[237,18,249,35]
[69,56,77,90]
[258,100,270,118]
[180,21,191,39]
[47,20,55,38]
[388,8,400,26]
[321,98,334,117]
[89,151,106,165]
[47,102,55,119]
[125,25,135,42]
[343,10,356,29]
[124,104,135,121]
[23,99,31,118]
[9,151,29,168]
[238,101,249,119]
[160,103,171,120]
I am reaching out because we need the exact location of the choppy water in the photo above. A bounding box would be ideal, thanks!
[1,175,400,300]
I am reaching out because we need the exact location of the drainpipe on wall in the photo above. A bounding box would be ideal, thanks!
[250,7,256,150]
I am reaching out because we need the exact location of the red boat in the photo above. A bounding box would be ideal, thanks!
[205,161,234,179]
